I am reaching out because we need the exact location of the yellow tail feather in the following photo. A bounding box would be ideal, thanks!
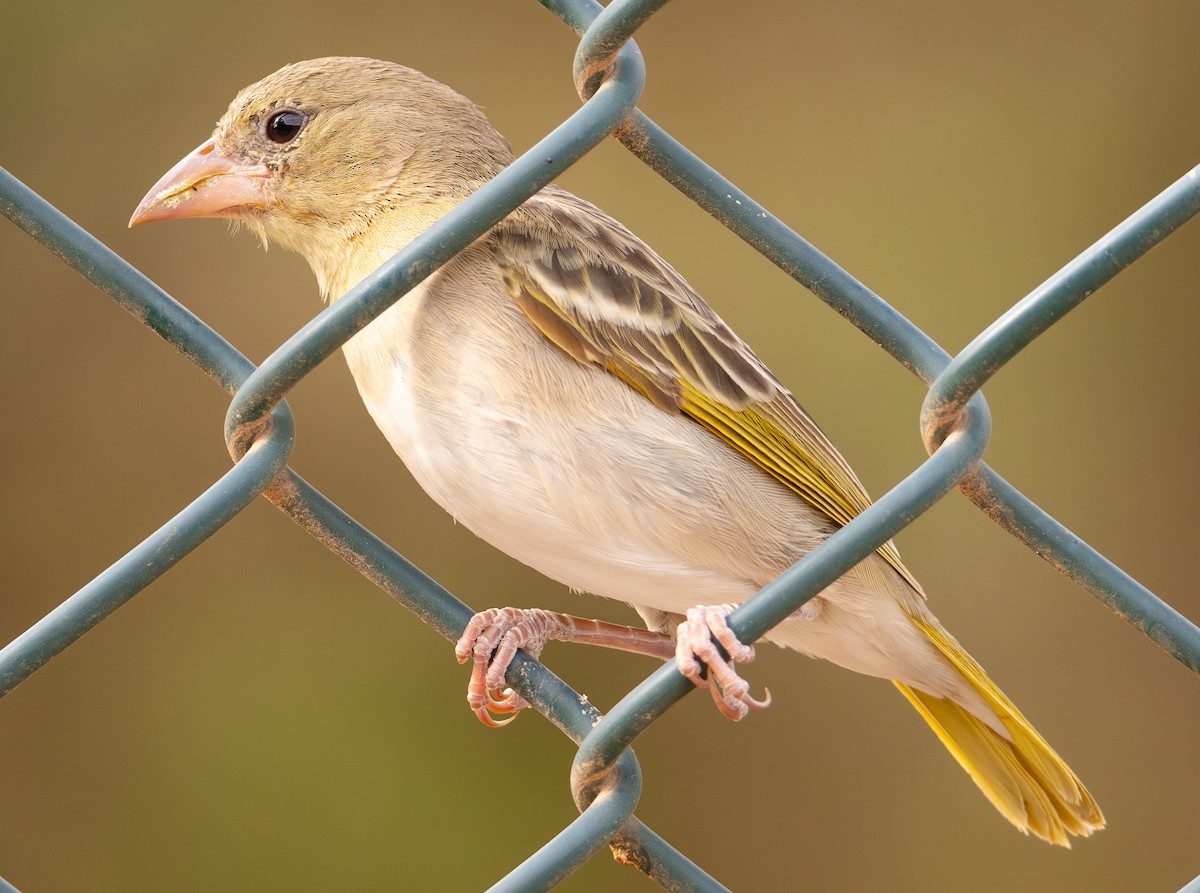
[896,617,1104,846]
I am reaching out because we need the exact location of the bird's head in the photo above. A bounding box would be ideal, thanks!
[130,56,514,292]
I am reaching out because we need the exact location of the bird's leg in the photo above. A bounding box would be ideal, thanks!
[454,607,677,727]
[675,604,772,721]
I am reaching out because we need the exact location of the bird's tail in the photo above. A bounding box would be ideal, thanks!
[896,614,1104,846]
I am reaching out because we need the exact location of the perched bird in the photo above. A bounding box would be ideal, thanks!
[131,57,1103,845]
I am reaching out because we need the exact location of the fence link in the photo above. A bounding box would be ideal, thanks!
[2,0,1199,890]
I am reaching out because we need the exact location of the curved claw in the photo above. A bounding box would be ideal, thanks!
[708,679,743,720]
[464,660,525,727]
[746,686,772,711]
[474,704,519,728]
[487,687,529,714]
[707,680,772,720]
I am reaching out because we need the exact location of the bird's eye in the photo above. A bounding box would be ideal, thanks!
[265,109,306,144]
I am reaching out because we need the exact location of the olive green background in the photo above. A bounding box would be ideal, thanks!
[2,1,1199,890]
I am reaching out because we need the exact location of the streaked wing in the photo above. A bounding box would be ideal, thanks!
[494,186,922,595]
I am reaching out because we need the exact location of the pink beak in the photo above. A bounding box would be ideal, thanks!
[129,139,271,227]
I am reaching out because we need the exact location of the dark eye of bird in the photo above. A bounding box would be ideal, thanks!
[265,110,306,144]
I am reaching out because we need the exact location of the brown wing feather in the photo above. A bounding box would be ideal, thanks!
[494,186,922,595]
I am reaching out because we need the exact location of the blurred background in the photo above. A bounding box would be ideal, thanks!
[2,0,1199,890]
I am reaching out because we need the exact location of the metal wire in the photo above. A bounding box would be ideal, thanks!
[1178,874,1200,893]
[1,0,1198,890]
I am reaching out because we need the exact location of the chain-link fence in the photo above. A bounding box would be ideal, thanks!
[3,0,1199,890]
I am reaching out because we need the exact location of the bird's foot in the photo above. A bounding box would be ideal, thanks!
[675,604,771,721]
[454,607,550,727]
[454,607,678,727]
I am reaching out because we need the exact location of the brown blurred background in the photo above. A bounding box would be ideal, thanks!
[2,0,1199,890]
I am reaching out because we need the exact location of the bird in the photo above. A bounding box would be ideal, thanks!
[130,56,1103,845]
